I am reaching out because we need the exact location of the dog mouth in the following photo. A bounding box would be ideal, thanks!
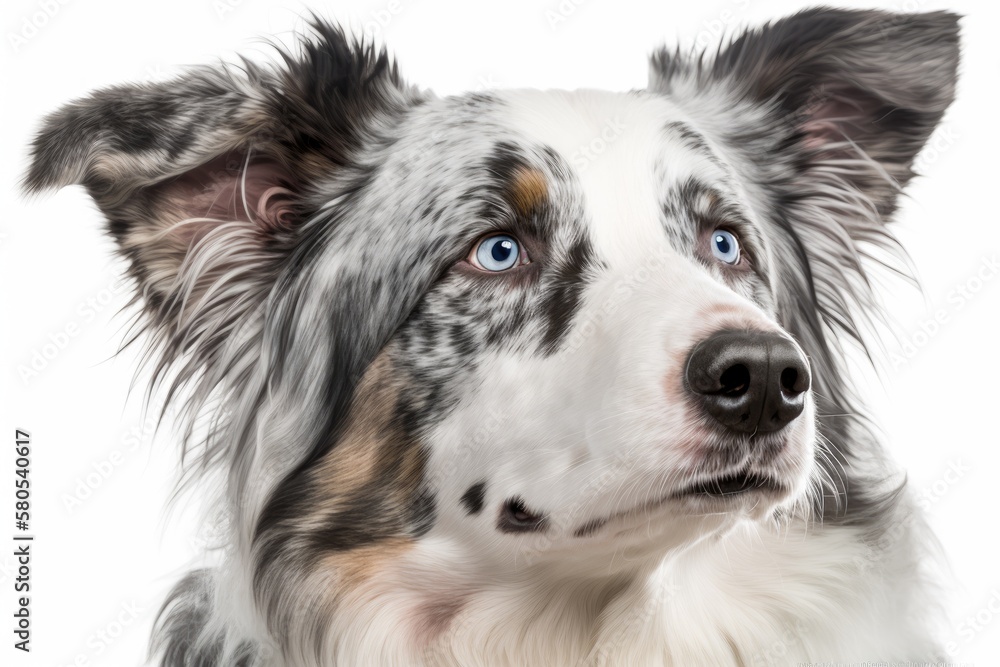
[573,468,787,538]
[673,468,783,498]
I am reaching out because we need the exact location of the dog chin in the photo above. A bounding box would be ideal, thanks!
[568,437,815,559]
[566,473,803,561]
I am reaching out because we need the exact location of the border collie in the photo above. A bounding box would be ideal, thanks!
[26,8,960,666]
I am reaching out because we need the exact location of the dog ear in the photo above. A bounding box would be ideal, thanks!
[651,10,960,495]
[25,21,416,322]
[651,9,959,356]
[651,8,960,215]
[24,22,418,476]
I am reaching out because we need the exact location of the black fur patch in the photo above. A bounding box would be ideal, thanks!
[573,518,608,538]
[540,238,596,353]
[409,486,438,537]
[497,496,548,534]
[460,481,487,515]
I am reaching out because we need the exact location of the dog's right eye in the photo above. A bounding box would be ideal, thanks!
[469,234,528,272]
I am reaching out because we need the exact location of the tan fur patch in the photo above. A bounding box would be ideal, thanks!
[302,351,429,580]
[322,537,413,589]
[509,166,548,216]
[314,353,401,503]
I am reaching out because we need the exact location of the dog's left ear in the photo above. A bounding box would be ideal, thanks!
[651,8,960,216]
[651,9,960,420]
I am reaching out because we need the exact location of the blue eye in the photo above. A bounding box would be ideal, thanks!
[472,234,523,272]
[711,229,740,265]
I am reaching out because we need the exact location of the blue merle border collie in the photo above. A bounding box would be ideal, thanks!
[26,7,960,666]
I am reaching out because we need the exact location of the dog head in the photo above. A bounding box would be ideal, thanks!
[26,8,958,656]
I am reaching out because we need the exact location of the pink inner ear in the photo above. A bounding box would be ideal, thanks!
[162,155,298,234]
[798,87,877,151]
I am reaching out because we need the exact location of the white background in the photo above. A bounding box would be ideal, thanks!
[1,0,998,665]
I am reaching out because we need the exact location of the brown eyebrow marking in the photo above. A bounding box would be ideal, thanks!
[508,166,548,216]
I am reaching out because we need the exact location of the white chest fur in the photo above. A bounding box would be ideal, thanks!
[325,517,940,667]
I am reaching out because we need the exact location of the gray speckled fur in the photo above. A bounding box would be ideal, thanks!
[25,9,959,666]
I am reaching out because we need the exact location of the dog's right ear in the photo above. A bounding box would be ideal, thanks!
[25,22,417,324]
[24,23,420,480]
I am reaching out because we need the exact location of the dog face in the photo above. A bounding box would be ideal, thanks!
[27,8,958,656]
[365,89,817,572]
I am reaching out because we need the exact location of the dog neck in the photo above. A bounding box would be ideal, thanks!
[310,517,936,667]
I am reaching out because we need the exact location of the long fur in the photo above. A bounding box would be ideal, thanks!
[25,8,960,666]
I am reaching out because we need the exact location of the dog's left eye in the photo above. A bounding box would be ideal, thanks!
[710,229,741,265]
[469,234,527,272]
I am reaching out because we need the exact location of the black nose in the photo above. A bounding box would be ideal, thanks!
[684,330,810,434]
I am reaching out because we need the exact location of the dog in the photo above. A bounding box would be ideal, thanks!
[25,7,960,666]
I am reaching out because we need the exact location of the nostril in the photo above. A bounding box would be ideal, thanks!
[719,364,751,396]
[685,330,810,435]
[780,367,799,394]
